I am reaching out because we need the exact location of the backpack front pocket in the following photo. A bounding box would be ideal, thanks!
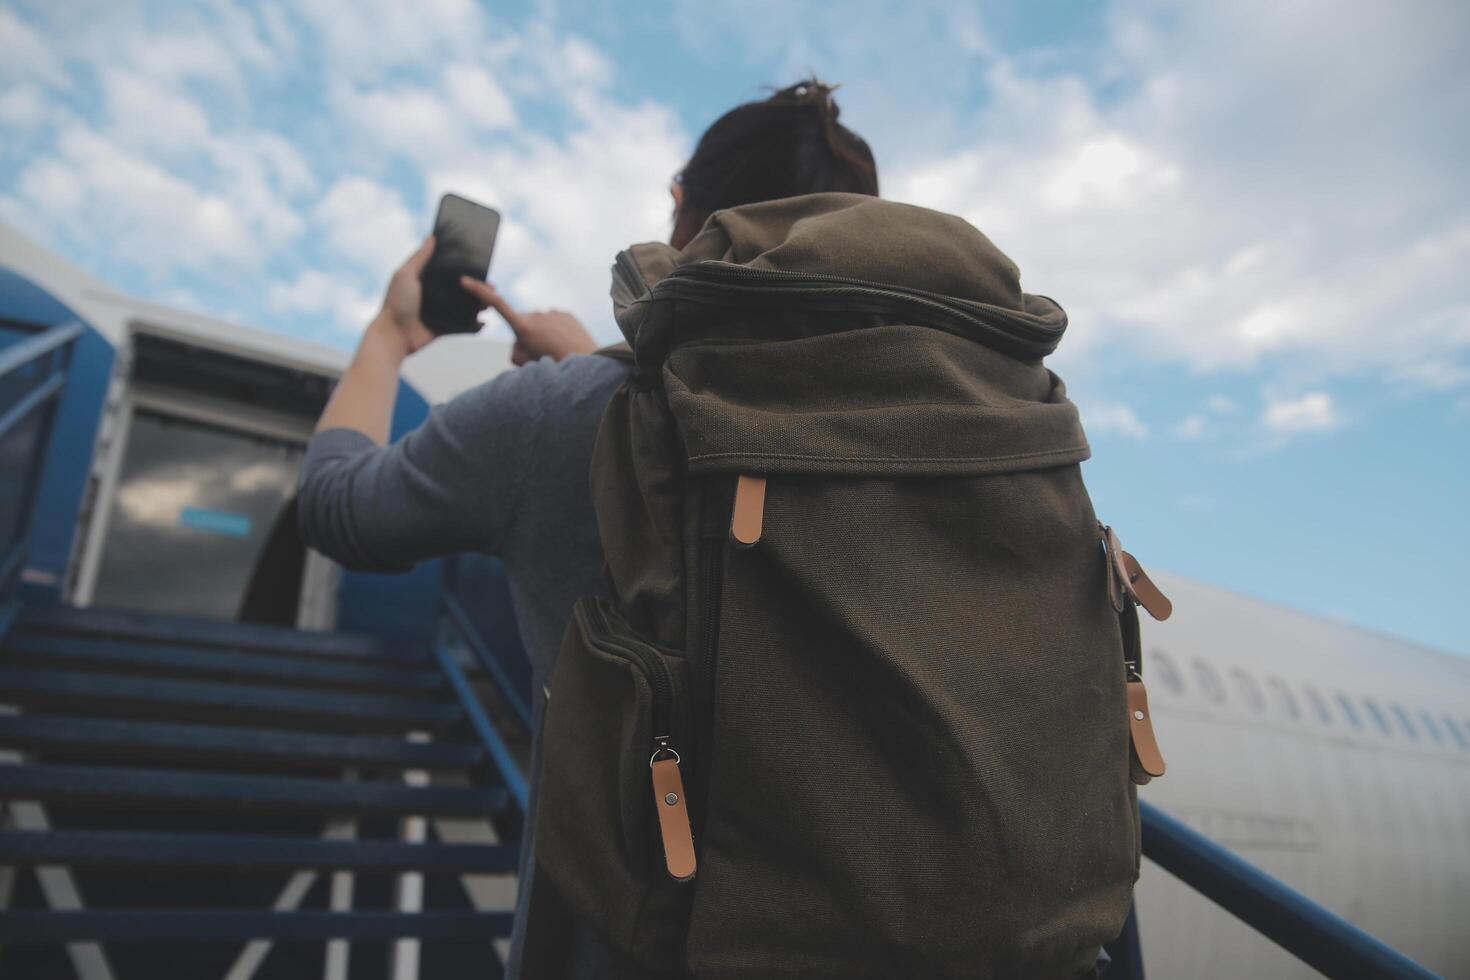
[534,595,694,971]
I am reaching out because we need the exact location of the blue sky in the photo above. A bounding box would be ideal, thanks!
[1,0,1466,653]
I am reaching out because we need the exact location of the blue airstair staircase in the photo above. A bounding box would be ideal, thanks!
[0,598,528,978]
[0,319,1443,979]
[0,321,529,978]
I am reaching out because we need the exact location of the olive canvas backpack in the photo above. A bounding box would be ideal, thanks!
[531,193,1171,979]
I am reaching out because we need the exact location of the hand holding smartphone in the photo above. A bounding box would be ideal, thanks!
[420,193,501,335]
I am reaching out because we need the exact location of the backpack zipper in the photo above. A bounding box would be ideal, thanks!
[584,600,676,738]
[698,536,723,712]
[689,479,728,842]
[583,600,699,879]
[645,261,1066,358]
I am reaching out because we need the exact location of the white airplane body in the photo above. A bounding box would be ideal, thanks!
[1134,573,1469,978]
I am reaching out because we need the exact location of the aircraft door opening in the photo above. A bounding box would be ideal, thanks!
[69,328,334,626]
[88,406,304,619]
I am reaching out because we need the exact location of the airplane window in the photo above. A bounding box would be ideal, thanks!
[1148,649,1184,695]
[1390,705,1419,741]
[1362,699,1392,735]
[1303,687,1333,724]
[1230,669,1265,712]
[1335,694,1362,728]
[1444,717,1469,749]
[1418,711,1443,744]
[1266,677,1301,719]
[1192,661,1227,704]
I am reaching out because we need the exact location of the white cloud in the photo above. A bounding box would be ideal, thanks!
[888,1,1470,394]
[9,124,303,274]
[1172,414,1208,440]
[1389,358,1470,391]
[115,460,293,526]
[332,83,464,165]
[331,63,518,170]
[1261,392,1339,434]
[0,9,67,87]
[312,176,419,276]
[1040,135,1181,212]
[267,268,379,335]
[1,0,686,341]
[0,84,49,128]
[1205,394,1239,414]
[292,0,490,81]
[115,473,199,526]
[444,63,518,130]
[100,67,213,156]
[230,461,296,494]
[0,10,319,288]
[117,29,261,93]
[1084,401,1150,440]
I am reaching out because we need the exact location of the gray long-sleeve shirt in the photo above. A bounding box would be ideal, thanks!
[296,351,631,680]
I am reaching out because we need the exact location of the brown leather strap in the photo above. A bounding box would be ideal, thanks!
[651,756,697,881]
[1100,523,1172,622]
[1127,680,1166,783]
[729,474,766,546]
[1121,551,1172,621]
[1101,524,1170,784]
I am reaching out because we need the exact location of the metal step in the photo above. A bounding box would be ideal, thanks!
[0,763,508,817]
[0,828,516,874]
[0,666,460,731]
[0,715,483,771]
[4,632,445,693]
[0,909,513,943]
[18,604,422,663]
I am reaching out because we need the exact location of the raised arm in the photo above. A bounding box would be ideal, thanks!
[314,236,439,444]
[296,365,545,572]
[298,234,603,571]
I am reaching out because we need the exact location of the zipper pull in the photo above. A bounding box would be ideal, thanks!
[730,474,766,546]
[650,739,697,882]
[1120,551,1172,621]
[1127,680,1166,784]
[1099,524,1173,621]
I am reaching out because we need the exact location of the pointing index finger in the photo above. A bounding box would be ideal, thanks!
[460,277,523,332]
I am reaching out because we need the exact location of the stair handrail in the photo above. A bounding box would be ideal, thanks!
[1137,800,1438,979]
[0,319,84,636]
[433,558,534,816]
[440,591,533,733]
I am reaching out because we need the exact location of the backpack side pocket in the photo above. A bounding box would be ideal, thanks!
[535,596,694,973]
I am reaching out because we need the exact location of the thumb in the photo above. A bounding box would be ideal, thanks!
[404,235,436,276]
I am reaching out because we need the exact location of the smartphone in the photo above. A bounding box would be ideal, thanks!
[420,193,500,335]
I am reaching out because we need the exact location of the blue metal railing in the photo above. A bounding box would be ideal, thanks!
[1135,800,1438,979]
[0,320,82,634]
[433,558,533,816]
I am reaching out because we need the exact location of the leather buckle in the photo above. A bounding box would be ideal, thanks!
[1099,524,1172,621]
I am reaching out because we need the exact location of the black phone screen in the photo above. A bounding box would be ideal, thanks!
[420,193,500,335]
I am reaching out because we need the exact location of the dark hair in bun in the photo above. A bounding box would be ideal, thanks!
[674,77,879,240]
